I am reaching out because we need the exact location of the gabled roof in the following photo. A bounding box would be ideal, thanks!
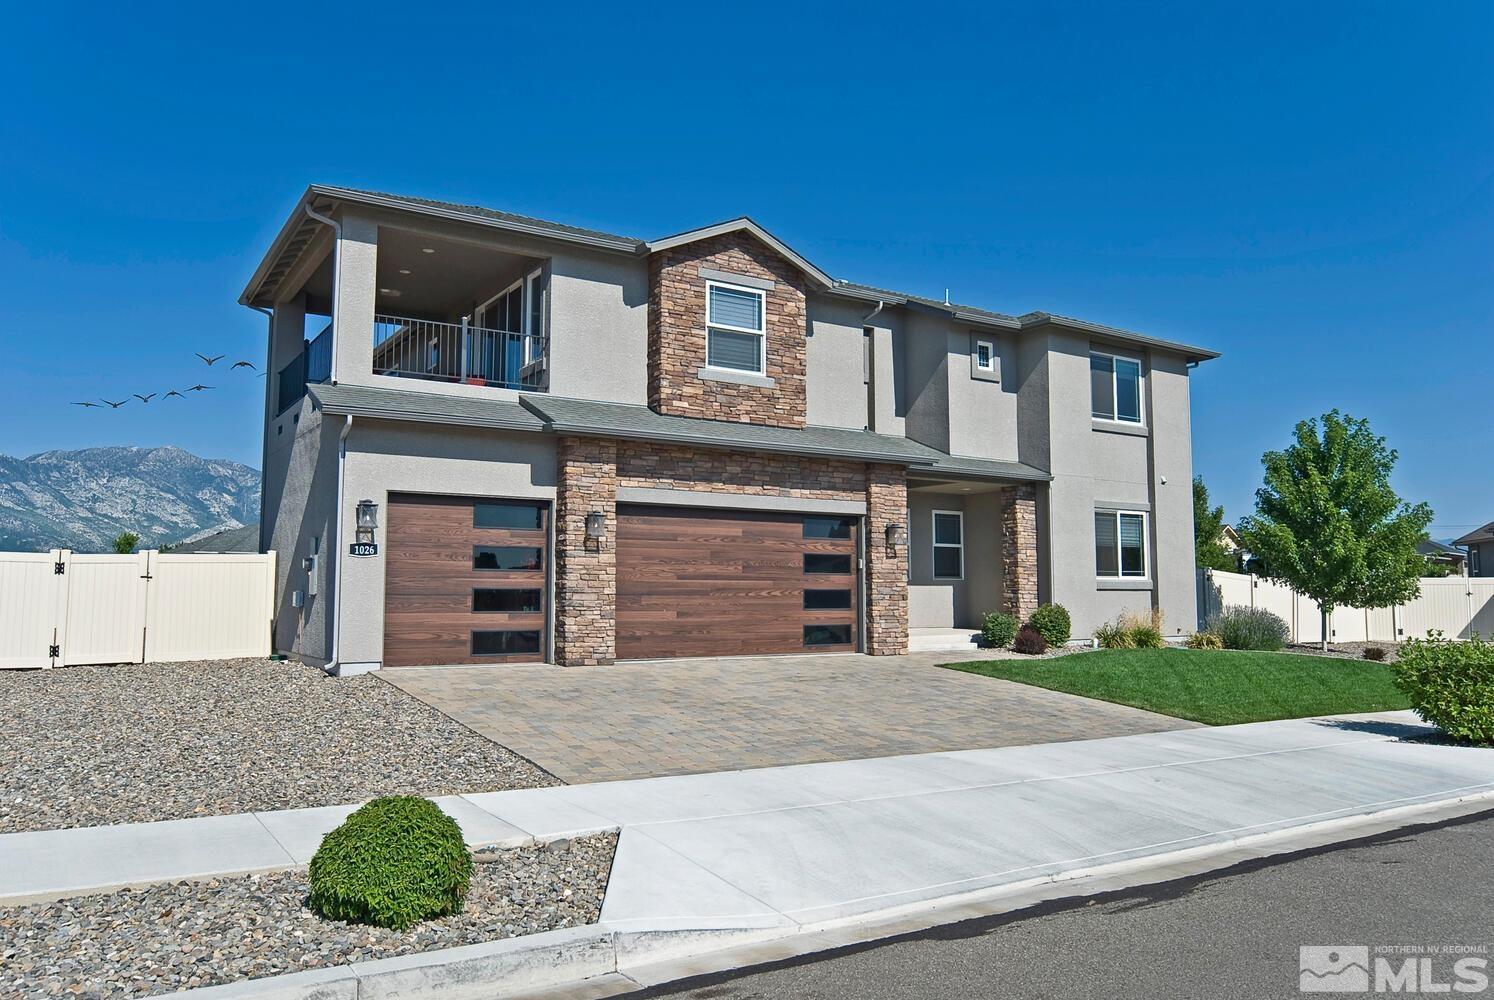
[1417,539,1468,560]
[647,217,835,288]
[245,185,1220,362]
[1454,522,1494,546]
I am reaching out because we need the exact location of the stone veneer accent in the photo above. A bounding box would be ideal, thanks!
[616,442,864,497]
[554,436,618,666]
[648,232,808,428]
[865,464,910,656]
[1001,483,1039,622]
[553,438,913,662]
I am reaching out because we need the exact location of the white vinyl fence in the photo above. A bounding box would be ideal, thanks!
[1197,568,1494,643]
[0,549,275,669]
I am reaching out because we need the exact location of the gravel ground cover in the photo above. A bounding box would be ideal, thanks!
[0,659,557,833]
[1285,640,1404,663]
[0,832,617,1000]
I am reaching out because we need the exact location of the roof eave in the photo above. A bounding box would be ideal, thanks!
[1019,312,1221,363]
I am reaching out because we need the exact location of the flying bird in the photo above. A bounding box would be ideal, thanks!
[231,360,256,370]
[163,390,185,399]
[133,393,155,404]
[188,384,213,392]
[101,399,128,409]
[72,401,101,408]
[196,353,225,366]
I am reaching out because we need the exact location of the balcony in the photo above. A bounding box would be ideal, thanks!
[276,323,332,414]
[372,314,546,391]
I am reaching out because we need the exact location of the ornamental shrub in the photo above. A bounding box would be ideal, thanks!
[1204,605,1290,652]
[308,796,472,930]
[1027,603,1071,647]
[981,612,1020,649]
[1095,620,1134,649]
[1187,631,1225,650]
[1362,645,1387,661]
[1013,624,1048,655]
[1390,632,1494,745]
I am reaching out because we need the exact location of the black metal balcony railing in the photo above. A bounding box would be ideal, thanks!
[275,324,333,414]
[372,314,547,391]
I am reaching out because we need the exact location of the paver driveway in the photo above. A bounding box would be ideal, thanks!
[378,651,1198,783]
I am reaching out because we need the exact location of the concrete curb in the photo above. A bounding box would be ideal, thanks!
[161,789,1494,1000]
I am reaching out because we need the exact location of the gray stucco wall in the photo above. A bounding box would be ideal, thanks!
[1039,329,1197,639]
[907,491,1003,630]
[547,248,648,405]
[261,397,339,665]
[805,295,871,429]
[336,422,558,669]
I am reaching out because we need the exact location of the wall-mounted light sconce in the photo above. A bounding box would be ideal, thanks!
[885,522,908,548]
[355,498,379,544]
[585,511,607,542]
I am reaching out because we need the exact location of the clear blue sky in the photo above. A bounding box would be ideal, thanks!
[1,2,1488,537]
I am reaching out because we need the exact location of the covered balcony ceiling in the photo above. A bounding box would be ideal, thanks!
[297,228,540,320]
[908,476,1009,495]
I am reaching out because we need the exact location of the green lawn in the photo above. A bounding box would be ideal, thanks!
[943,648,1411,726]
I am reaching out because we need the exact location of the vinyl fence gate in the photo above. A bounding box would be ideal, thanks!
[0,549,276,669]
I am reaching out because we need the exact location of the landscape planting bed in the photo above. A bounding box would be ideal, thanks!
[0,832,617,1000]
[0,658,557,833]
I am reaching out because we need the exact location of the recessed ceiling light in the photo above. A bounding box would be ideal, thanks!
[398,268,412,275]
[378,288,402,297]
[421,247,435,254]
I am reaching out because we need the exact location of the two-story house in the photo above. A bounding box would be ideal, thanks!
[242,186,1219,674]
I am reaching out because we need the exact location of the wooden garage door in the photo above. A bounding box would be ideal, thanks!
[384,494,547,667]
[616,505,860,660]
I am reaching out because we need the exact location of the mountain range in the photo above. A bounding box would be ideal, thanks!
[0,446,260,552]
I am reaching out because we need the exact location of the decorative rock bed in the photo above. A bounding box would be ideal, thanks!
[0,833,617,999]
[0,659,558,833]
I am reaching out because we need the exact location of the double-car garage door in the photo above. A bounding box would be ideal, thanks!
[384,495,860,666]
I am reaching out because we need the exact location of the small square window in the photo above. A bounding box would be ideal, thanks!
[1095,510,1148,579]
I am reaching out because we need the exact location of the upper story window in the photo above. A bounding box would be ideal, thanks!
[1091,351,1143,424]
[1095,509,1148,579]
[706,281,766,375]
[975,340,994,371]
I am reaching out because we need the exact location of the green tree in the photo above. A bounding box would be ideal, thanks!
[1192,476,1236,571]
[1236,410,1431,651]
[112,530,140,554]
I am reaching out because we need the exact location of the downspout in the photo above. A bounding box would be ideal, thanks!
[303,203,342,384]
[328,413,353,675]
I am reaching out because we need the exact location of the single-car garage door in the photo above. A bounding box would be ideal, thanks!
[616,505,860,660]
[384,494,548,667]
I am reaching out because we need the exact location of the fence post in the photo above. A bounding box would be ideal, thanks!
[139,549,156,664]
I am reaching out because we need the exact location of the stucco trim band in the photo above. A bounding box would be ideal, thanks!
[616,487,866,515]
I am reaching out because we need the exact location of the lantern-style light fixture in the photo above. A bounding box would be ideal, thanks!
[885,522,909,548]
[585,511,606,541]
[355,499,379,543]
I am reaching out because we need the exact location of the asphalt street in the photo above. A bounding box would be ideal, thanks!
[636,809,1494,1000]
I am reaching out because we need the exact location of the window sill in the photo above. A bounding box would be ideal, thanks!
[698,367,775,389]
[1092,419,1148,437]
[1096,578,1153,591]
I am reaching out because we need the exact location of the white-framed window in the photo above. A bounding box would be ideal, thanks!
[932,510,964,580]
[975,340,994,371]
[1095,509,1148,579]
[1090,351,1143,424]
[1472,547,1481,576]
[706,280,767,375]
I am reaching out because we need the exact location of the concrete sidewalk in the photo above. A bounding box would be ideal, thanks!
[3,711,1492,923]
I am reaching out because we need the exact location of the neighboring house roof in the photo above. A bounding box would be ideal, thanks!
[307,383,1051,481]
[1452,522,1494,546]
[1417,539,1468,562]
[170,522,260,553]
[1220,524,1243,551]
[242,186,1220,363]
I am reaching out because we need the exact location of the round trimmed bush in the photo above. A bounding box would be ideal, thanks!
[1027,603,1071,647]
[1204,605,1289,651]
[1012,624,1048,655]
[308,796,472,930]
[981,611,1020,648]
[1391,633,1494,745]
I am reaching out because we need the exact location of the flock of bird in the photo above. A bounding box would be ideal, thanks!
[72,354,261,409]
